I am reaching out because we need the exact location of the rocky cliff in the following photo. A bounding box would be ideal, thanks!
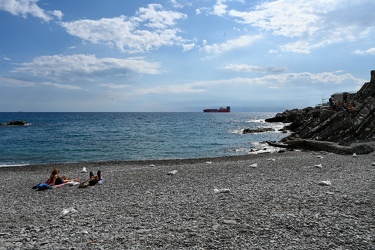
[266,70,375,154]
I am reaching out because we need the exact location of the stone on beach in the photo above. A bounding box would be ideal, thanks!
[314,163,323,169]
[214,188,230,193]
[167,170,178,175]
[317,180,332,186]
[61,207,78,216]
[249,163,258,168]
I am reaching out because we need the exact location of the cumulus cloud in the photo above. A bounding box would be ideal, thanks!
[212,0,227,16]
[169,0,192,9]
[226,0,375,53]
[352,48,375,55]
[0,0,63,21]
[182,43,196,52]
[202,35,262,54]
[60,4,187,53]
[12,54,160,80]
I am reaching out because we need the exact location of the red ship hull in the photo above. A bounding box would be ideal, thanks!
[203,106,230,112]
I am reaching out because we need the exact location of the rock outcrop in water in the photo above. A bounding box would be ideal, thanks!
[266,70,375,154]
[243,127,274,134]
[0,120,27,126]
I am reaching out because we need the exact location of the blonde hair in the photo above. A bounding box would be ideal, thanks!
[50,168,59,180]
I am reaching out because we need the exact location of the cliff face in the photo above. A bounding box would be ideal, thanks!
[266,70,375,154]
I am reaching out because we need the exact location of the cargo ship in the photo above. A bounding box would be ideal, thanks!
[203,106,230,112]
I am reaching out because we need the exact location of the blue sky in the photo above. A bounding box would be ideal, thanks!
[0,0,374,112]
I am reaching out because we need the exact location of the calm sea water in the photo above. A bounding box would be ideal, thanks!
[0,112,288,167]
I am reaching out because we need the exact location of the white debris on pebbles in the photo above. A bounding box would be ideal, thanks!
[167,170,178,175]
[314,163,323,169]
[214,188,230,193]
[0,151,373,249]
[317,180,332,186]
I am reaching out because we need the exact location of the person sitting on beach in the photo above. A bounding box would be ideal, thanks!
[79,170,103,188]
[46,168,78,186]
[335,101,343,111]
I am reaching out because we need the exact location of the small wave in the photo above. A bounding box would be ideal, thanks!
[229,129,244,134]
[250,142,283,153]
[246,119,266,123]
[0,163,30,168]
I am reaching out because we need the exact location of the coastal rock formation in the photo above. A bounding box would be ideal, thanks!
[266,70,375,154]
[0,120,27,126]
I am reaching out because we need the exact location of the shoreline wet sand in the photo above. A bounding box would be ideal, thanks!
[0,151,374,249]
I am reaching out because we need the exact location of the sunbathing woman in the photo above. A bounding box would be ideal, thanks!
[79,170,103,188]
[46,168,78,186]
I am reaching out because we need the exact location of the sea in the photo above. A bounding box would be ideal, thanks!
[0,112,289,167]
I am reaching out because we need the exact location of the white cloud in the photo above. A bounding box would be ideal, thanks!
[225,64,286,73]
[0,77,80,89]
[12,54,160,80]
[212,0,227,16]
[202,35,262,54]
[227,0,375,53]
[182,42,196,52]
[229,1,332,38]
[280,41,312,54]
[60,4,187,53]
[352,48,375,55]
[134,84,206,95]
[99,83,130,89]
[129,71,365,97]
[133,4,186,29]
[50,10,63,20]
[169,0,192,9]
[0,0,62,21]
[0,77,36,87]
[41,82,81,89]
[190,71,365,89]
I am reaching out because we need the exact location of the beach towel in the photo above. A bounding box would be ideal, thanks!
[52,182,70,188]
[67,181,80,186]
[32,183,52,191]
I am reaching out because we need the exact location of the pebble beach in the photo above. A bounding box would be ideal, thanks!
[0,151,374,249]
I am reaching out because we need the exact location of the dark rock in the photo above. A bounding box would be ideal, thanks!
[243,127,274,134]
[266,70,375,154]
[0,120,27,126]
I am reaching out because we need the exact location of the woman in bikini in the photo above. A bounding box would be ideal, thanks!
[46,168,78,186]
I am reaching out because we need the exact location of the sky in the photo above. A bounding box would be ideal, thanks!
[0,0,374,112]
